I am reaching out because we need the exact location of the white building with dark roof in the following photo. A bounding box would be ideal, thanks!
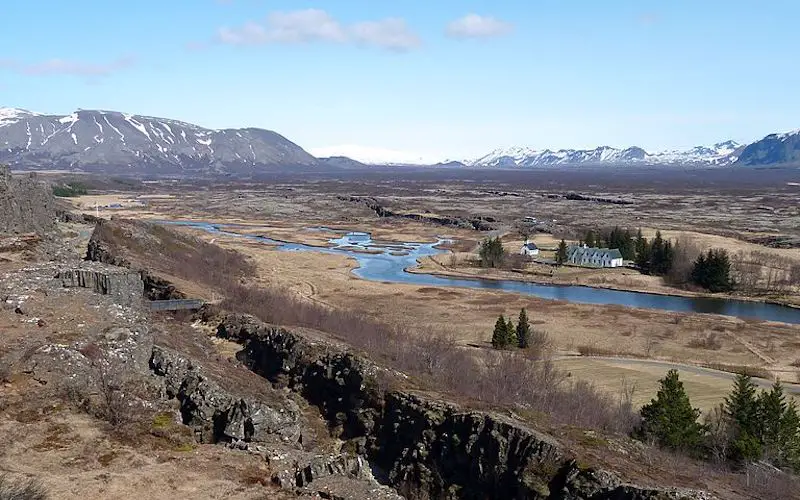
[566,244,623,268]
[520,240,539,256]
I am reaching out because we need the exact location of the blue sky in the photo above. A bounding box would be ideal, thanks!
[2,1,799,163]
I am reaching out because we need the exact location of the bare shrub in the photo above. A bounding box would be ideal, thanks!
[0,474,48,500]
[741,462,800,499]
[69,343,138,428]
[527,328,552,359]
[98,221,641,435]
[703,403,733,465]
[665,236,702,285]
[686,332,723,351]
[731,249,799,294]
[790,359,800,368]
[500,253,528,270]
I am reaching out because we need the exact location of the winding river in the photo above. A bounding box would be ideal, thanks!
[164,221,800,325]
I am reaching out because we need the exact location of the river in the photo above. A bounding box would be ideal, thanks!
[163,221,800,325]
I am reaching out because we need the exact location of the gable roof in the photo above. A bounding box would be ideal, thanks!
[523,242,538,250]
[567,245,623,260]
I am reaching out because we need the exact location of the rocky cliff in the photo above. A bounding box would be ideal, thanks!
[217,314,711,500]
[0,164,55,234]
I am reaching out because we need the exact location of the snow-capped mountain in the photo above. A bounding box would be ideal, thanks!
[736,130,800,166]
[465,141,743,168]
[0,107,317,174]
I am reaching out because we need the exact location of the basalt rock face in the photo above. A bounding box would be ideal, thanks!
[56,266,144,306]
[84,221,185,300]
[339,196,497,231]
[0,164,56,234]
[217,313,710,500]
[149,345,303,445]
[218,314,384,445]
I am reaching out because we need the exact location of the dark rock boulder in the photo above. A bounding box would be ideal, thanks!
[56,266,144,306]
[149,345,302,445]
[0,165,56,235]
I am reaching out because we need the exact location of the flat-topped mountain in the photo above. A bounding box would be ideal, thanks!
[0,107,317,175]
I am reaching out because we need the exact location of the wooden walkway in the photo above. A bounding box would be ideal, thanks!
[147,299,205,311]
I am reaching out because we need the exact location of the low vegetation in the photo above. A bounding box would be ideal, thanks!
[93,220,638,434]
[51,182,88,198]
[478,236,505,268]
[638,370,800,475]
[0,474,48,500]
[691,248,734,292]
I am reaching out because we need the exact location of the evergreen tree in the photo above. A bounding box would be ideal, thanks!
[479,237,506,268]
[662,240,674,275]
[556,239,568,265]
[491,315,509,349]
[621,228,635,260]
[638,369,706,453]
[506,318,517,347]
[584,230,596,248]
[758,381,787,457]
[516,308,530,348]
[635,229,650,273]
[725,373,760,437]
[649,231,666,275]
[779,400,800,471]
[724,373,763,462]
[691,248,733,292]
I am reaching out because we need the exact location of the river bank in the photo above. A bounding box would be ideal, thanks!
[412,253,800,312]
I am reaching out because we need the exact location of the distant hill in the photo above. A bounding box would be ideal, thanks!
[0,107,317,175]
[2,106,798,174]
[736,130,800,166]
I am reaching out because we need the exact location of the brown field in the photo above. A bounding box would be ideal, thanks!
[62,168,800,409]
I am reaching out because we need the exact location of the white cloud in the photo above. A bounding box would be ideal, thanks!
[267,9,348,44]
[217,9,420,51]
[0,56,135,77]
[446,14,513,39]
[351,18,421,51]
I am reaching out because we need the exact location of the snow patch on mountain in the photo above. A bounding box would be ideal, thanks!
[465,141,742,167]
[0,108,42,127]
[0,107,317,174]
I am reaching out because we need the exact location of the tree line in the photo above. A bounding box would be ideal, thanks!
[639,370,800,472]
[479,230,744,294]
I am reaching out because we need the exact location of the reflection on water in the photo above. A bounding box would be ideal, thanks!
[161,221,800,325]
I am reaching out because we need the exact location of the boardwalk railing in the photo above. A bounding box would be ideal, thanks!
[147,299,205,311]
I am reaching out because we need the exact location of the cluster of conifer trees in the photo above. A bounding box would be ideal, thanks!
[639,370,800,471]
[491,308,531,349]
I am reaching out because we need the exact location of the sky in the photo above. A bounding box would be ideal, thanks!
[2,0,800,164]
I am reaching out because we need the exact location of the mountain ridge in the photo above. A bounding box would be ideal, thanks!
[2,106,799,172]
[0,107,317,175]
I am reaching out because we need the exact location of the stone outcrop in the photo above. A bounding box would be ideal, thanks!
[0,164,56,234]
[339,196,497,231]
[56,266,144,306]
[217,313,713,500]
[149,345,302,445]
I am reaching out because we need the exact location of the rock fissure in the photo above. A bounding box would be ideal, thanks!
[216,313,712,500]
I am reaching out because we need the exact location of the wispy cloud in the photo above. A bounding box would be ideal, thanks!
[217,9,421,51]
[446,14,513,39]
[637,12,661,26]
[351,18,420,51]
[0,56,135,77]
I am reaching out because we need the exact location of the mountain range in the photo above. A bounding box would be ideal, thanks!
[0,107,316,175]
[1,106,799,174]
